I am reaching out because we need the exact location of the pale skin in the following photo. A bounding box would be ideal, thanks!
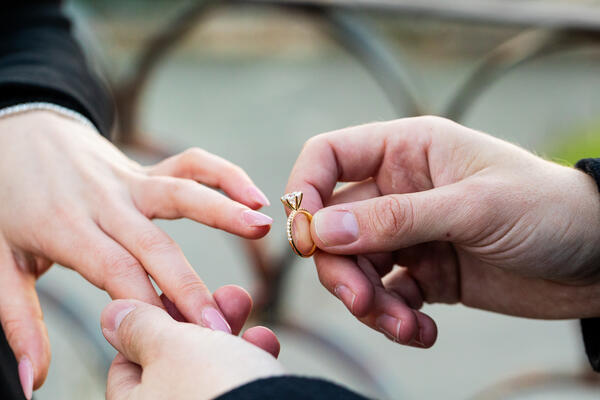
[101,295,284,400]
[286,116,600,347]
[0,110,274,396]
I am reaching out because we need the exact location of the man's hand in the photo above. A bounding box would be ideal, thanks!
[0,110,273,396]
[286,116,600,347]
[101,291,283,400]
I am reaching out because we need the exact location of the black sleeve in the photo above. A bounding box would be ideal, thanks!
[574,158,600,372]
[0,0,114,137]
[215,376,370,400]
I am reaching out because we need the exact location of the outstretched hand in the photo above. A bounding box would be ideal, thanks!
[286,116,600,346]
[0,111,273,395]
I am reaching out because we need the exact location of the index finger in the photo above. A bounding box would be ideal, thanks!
[285,121,391,215]
[100,208,231,334]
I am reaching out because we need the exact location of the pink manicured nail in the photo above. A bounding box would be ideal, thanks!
[18,356,33,400]
[202,307,231,334]
[314,210,359,246]
[334,285,356,314]
[376,314,401,342]
[242,210,273,227]
[246,186,270,207]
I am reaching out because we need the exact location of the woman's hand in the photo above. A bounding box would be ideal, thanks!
[0,111,273,395]
[102,290,283,400]
[285,116,600,347]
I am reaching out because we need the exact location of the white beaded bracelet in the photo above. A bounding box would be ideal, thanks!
[0,102,95,130]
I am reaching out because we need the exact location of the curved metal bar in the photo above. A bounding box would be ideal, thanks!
[275,318,396,400]
[114,0,217,145]
[318,9,424,116]
[444,29,599,122]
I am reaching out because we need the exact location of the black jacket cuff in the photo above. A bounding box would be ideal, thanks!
[575,157,600,372]
[215,376,369,400]
[0,1,114,137]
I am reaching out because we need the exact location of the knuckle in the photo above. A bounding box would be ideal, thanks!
[370,196,413,237]
[224,163,245,178]
[2,314,41,347]
[135,228,177,255]
[303,134,326,152]
[181,147,207,163]
[413,115,447,129]
[103,251,142,281]
[175,272,209,299]
[3,317,24,345]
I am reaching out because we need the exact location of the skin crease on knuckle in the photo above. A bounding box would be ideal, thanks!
[135,228,177,256]
[370,196,414,242]
[102,252,143,290]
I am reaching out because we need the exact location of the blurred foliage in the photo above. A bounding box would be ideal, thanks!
[549,122,600,166]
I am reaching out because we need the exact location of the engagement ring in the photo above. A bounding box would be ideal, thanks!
[281,191,317,257]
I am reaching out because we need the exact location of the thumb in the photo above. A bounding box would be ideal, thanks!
[311,183,471,254]
[0,245,50,400]
[101,299,176,366]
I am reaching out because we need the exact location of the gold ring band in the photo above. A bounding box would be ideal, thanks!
[281,191,317,258]
[286,209,317,257]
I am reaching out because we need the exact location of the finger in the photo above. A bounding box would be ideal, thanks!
[162,286,258,336]
[242,327,280,358]
[285,121,394,215]
[51,224,162,308]
[412,310,438,348]
[358,285,420,345]
[106,353,140,400]
[290,180,381,256]
[160,294,186,322]
[327,179,381,206]
[382,267,424,310]
[311,183,472,254]
[356,258,436,347]
[213,285,252,336]
[314,252,374,317]
[147,148,270,209]
[133,176,272,239]
[0,242,49,396]
[100,210,231,333]
[101,299,176,366]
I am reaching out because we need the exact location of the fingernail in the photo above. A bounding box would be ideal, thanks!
[18,356,33,400]
[246,186,270,207]
[334,285,356,314]
[314,210,359,246]
[202,307,232,334]
[412,330,426,347]
[242,210,273,227]
[376,314,401,342]
[108,302,136,332]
